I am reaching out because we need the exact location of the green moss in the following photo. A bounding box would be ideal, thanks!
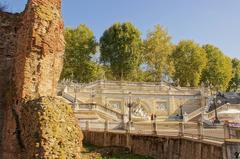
[35,5,54,21]
[82,143,153,159]
[20,96,83,159]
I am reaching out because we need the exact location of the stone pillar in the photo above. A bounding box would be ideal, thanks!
[73,100,79,111]
[224,121,230,139]
[197,122,203,140]
[168,92,176,115]
[152,121,157,135]
[126,132,131,151]
[126,122,132,133]
[0,0,65,158]
[179,122,184,137]
[63,86,68,93]
[86,121,90,131]
[104,120,109,132]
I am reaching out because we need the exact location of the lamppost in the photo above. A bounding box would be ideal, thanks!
[211,95,221,124]
[234,152,240,159]
[73,82,79,110]
[91,88,96,106]
[128,92,133,122]
[152,113,157,135]
[179,105,184,120]
[127,92,133,132]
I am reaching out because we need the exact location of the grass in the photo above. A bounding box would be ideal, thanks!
[83,143,153,159]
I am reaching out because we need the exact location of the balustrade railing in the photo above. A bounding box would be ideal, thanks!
[63,80,202,95]
[186,106,205,121]
[79,120,237,143]
[76,103,123,120]
[62,90,123,120]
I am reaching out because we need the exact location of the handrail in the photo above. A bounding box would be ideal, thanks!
[64,80,203,91]
[186,107,205,121]
[187,103,240,121]
[81,120,227,143]
[77,103,124,120]
[62,90,124,120]
[207,104,229,119]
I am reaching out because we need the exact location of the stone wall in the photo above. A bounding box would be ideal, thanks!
[83,131,225,159]
[21,97,82,159]
[0,0,83,158]
[0,11,23,159]
[225,140,240,159]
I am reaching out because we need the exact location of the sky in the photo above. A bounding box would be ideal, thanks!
[4,0,240,58]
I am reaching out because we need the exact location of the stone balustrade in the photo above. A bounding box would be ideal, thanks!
[82,121,240,159]
[79,120,240,143]
[83,131,224,159]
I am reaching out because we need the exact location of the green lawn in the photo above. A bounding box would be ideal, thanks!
[82,143,152,159]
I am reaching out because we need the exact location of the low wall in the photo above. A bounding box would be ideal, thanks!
[83,131,224,159]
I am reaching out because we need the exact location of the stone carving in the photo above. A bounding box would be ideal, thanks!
[156,102,168,111]
[132,104,149,119]
[109,101,121,110]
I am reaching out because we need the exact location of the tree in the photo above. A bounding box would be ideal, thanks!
[227,58,240,92]
[172,40,207,87]
[100,22,142,80]
[61,24,101,83]
[201,44,233,91]
[143,25,174,82]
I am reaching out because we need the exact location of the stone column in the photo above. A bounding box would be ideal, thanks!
[104,120,109,132]
[224,121,230,139]
[1,1,85,158]
[126,132,131,151]
[152,121,157,135]
[168,92,175,115]
[179,122,184,137]
[1,0,65,158]
[197,122,203,140]
[63,86,68,93]
[126,122,132,133]
[86,121,90,131]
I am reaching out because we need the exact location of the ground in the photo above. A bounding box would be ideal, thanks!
[82,143,152,159]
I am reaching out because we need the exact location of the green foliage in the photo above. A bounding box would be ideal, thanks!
[172,40,207,87]
[143,24,174,82]
[227,58,240,92]
[100,22,142,80]
[61,24,102,83]
[83,143,152,159]
[201,44,233,91]
[60,22,235,89]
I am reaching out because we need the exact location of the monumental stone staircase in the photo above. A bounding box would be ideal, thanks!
[186,103,240,123]
[61,91,123,121]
